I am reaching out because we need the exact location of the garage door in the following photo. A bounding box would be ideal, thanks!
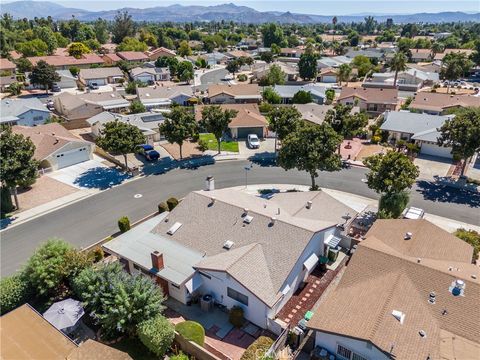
[55,147,90,169]
[236,127,264,139]
[323,75,337,83]
[88,79,106,86]
[420,143,453,159]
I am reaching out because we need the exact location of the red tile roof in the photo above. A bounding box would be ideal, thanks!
[0,58,16,71]
[116,52,149,61]
[27,54,104,67]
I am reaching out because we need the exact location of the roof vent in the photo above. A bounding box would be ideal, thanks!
[244,215,253,224]
[442,309,448,316]
[419,330,427,338]
[243,208,249,215]
[110,94,115,98]
[472,274,477,280]
[404,232,412,240]
[449,279,466,296]
[167,222,182,235]
[306,201,313,209]
[428,291,436,304]
[146,93,150,97]
[210,197,216,205]
[417,258,422,263]
[223,240,234,250]
[270,217,276,225]
[392,310,405,324]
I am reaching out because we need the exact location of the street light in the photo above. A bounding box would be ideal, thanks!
[244,163,253,189]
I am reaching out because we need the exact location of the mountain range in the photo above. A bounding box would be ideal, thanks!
[2,1,479,23]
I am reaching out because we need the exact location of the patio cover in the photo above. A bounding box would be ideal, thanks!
[324,234,342,248]
[303,253,319,271]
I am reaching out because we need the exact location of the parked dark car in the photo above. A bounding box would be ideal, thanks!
[137,144,160,161]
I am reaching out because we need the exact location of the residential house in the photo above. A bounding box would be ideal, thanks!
[345,49,385,61]
[195,103,268,139]
[7,50,21,60]
[116,51,149,63]
[409,92,480,115]
[0,75,17,92]
[408,61,442,74]
[197,52,230,66]
[294,103,360,126]
[27,54,104,70]
[146,47,176,61]
[103,187,359,332]
[0,304,132,360]
[208,84,262,104]
[337,87,399,115]
[279,48,305,58]
[78,67,124,87]
[87,111,166,142]
[317,56,351,70]
[434,49,474,62]
[409,48,433,63]
[0,58,16,74]
[252,61,298,82]
[102,53,122,65]
[129,67,170,83]
[317,68,338,83]
[12,123,93,169]
[380,111,454,158]
[271,84,327,104]
[54,91,130,121]
[363,68,439,91]
[225,50,252,60]
[308,219,479,360]
[1,98,50,126]
[25,70,78,91]
[136,85,194,109]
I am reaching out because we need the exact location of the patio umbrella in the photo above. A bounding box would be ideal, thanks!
[43,298,85,331]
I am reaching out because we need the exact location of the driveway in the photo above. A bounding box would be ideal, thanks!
[414,154,453,180]
[47,157,131,190]
[466,154,480,181]
[239,138,276,157]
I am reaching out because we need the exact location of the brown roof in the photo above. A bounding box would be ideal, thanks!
[12,123,88,160]
[208,84,260,98]
[8,51,21,60]
[104,53,122,62]
[147,47,176,57]
[227,50,252,58]
[434,49,474,61]
[195,104,267,128]
[0,304,77,360]
[67,340,132,360]
[338,87,399,104]
[308,219,480,360]
[410,92,480,113]
[0,58,16,71]
[116,51,149,61]
[27,54,104,67]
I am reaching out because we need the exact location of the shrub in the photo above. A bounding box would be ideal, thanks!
[91,247,104,262]
[371,135,381,144]
[170,351,189,360]
[237,74,248,82]
[455,228,480,263]
[137,315,175,357]
[175,321,205,346]
[158,202,169,214]
[0,274,30,315]
[198,139,209,152]
[229,306,245,328]
[240,336,274,360]
[118,216,131,233]
[69,66,80,76]
[166,197,179,211]
[379,191,409,219]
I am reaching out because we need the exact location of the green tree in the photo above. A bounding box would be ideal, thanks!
[69,66,80,77]
[7,82,23,96]
[67,42,91,59]
[364,16,377,34]
[118,216,130,233]
[73,262,165,338]
[260,51,274,63]
[30,60,60,93]
[137,315,175,357]
[265,64,286,85]
[455,228,480,263]
[262,87,281,104]
[139,29,158,48]
[389,52,407,87]
[0,127,38,209]
[437,107,480,176]
[17,39,48,57]
[298,46,318,80]
[226,59,241,76]
[130,100,146,114]
[292,90,313,104]
[159,107,198,159]
[0,274,30,315]
[200,105,238,154]
[363,151,419,195]
[177,61,194,83]
[267,106,302,152]
[431,42,445,59]
[178,40,192,57]
[325,104,368,139]
[325,89,335,104]
[278,122,343,190]
[117,37,148,52]
[83,38,101,51]
[33,26,57,55]
[347,30,360,46]
[93,18,109,44]
[261,23,284,47]
[112,10,135,44]
[352,55,373,78]
[96,121,146,168]
[15,57,32,73]
[441,52,474,93]
[337,64,352,86]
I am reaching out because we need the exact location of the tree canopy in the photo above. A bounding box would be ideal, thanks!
[29,60,60,93]
[200,106,238,153]
[325,104,368,139]
[298,48,318,81]
[159,107,198,159]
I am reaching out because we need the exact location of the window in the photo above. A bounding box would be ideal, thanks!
[33,116,43,121]
[337,345,352,360]
[227,287,248,306]
[352,353,367,360]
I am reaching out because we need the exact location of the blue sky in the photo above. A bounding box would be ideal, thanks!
[5,0,480,14]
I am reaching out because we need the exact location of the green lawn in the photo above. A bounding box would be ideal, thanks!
[199,133,239,152]
[175,321,205,346]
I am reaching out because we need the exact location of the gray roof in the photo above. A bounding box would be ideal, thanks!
[130,67,156,77]
[294,103,359,126]
[152,189,358,307]
[137,85,193,104]
[103,215,205,285]
[317,56,351,68]
[79,67,123,80]
[272,84,326,99]
[1,98,49,121]
[380,111,452,140]
[87,111,165,133]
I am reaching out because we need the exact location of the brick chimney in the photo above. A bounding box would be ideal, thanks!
[151,251,164,271]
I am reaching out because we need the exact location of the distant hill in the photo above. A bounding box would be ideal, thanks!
[1,1,479,23]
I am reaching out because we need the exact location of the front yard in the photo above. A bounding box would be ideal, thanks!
[199,133,239,152]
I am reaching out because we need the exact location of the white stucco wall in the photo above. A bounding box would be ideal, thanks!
[315,331,389,360]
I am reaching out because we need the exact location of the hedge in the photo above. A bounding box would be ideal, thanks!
[240,336,274,360]
[118,216,131,233]
[175,321,205,346]
[137,315,175,357]
[0,274,30,315]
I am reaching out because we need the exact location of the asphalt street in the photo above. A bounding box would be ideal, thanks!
[1,161,479,276]
[195,68,229,91]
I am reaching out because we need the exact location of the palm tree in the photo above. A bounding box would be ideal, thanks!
[332,16,337,42]
[390,52,407,87]
[337,64,352,86]
[430,42,444,60]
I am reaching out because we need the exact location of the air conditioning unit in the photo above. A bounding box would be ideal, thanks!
[223,240,234,250]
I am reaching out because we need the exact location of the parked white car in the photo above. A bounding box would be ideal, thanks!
[247,134,260,149]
